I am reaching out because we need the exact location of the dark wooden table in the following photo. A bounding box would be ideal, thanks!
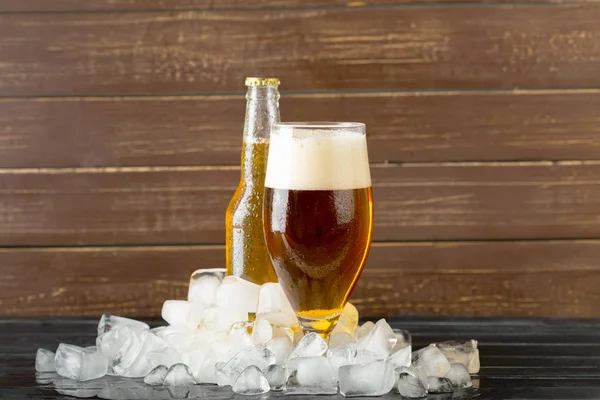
[1,317,599,399]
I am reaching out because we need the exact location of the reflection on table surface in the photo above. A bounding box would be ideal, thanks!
[36,372,479,400]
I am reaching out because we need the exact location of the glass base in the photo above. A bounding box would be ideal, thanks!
[297,312,341,339]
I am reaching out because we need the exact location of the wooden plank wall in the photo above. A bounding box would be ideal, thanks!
[1,1,599,318]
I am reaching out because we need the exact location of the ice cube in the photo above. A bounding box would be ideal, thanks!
[227,332,256,356]
[144,365,168,385]
[396,372,427,398]
[329,332,355,348]
[388,345,411,368]
[444,363,472,388]
[287,332,328,360]
[150,326,167,335]
[159,327,198,353]
[185,346,216,384]
[206,342,244,374]
[163,363,196,386]
[161,300,205,330]
[327,344,357,381]
[266,335,293,365]
[216,347,276,386]
[192,267,225,281]
[215,365,231,387]
[396,365,416,377]
[201,305,248,332]
[257,310,299,331]
[216,276,260,314]
[188,268,224,306]
[391,329,412,353]
[412,345,451,383]
[284,356,337,395]
[356,319,396,359]
[230,320,253,335]
[355,349,383,364]
[35,371,57,385]
[426,376,454,394]
[97,325,136,368]
[228,346,276,371]
[145,347,182,369]
[256,283,299,328]
[185,302,207,330]
[35,348,56,372]
[331,302,359,336]
[231,365,270,395]
[215,361,226,370]
[252,317,273,346]
[112,330,166,377]
[272,324,295,340]
[97,314,149,338]
[433,339,480,373]
[339,360,395,397]
[263,364,285,391]
[55,343,108,381]
[257,283,294,315]
[206,330,255,367]
[110,330,146,374]
[355,321,375,341]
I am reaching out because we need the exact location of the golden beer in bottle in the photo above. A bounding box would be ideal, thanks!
[225,77,280,285]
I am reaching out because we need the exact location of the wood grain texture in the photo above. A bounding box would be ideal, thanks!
[0,0,592,12]
[1,5,600,96]
[0,167,236,246]
[1,0,599,322]
[1,241,599,317]
[2,90,600,168]
[2,163,600,245]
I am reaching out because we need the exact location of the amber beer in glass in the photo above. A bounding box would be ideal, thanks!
[263,122,373,336]
[225,77,280,285]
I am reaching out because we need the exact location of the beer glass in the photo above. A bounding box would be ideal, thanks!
[263,122,373,336]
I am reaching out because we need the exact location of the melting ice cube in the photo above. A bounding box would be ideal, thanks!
[232,365,270,395]
[339,360,396,397]
[35,349,56,372]
[143,364,168,385]
[55,344,108,381]
[284,356,337,395]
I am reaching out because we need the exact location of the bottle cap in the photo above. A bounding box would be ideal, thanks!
[245,77,280,86]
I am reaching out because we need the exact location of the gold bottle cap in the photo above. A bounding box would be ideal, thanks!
[245,77,280,86]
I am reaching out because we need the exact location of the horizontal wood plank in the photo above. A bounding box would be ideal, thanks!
[1,6,600,96]
[372,162,600,241]
[2,163,600,245]
[2,91,600,167]
[1,241,599,317]
[0,167,236,246]
[0,1,586,12]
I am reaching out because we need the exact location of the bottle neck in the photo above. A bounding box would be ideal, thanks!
[240,86,280,183]
[243,86,280,141]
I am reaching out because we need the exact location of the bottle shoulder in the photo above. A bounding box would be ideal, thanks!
[227,181,264,214]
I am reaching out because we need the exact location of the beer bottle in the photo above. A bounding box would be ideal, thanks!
[225,77,280,285]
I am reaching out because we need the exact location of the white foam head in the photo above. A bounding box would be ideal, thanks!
[265,122,371,191]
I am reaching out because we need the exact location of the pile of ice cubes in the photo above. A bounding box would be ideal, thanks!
[35,268,480,397]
